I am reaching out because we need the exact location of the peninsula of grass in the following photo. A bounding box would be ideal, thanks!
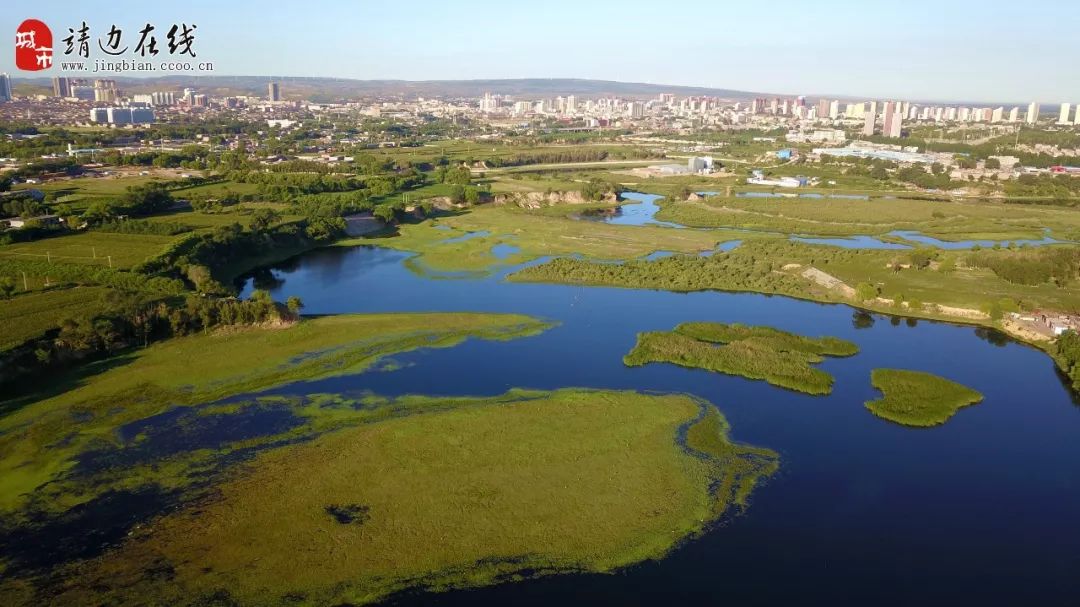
[0,312,553,516]
[508,240,1080,322]
[32,389,777,607]
[653,194,1080,241]
[624,322,858,395]
[865,369,983,427]
[349,205,738,273]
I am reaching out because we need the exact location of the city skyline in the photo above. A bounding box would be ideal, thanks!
[1,0,1079,104]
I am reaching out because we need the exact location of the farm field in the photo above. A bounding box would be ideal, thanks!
[0,231,179,269]
[0,286,110,352]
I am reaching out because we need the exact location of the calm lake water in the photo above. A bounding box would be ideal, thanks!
[239,244,1080,607]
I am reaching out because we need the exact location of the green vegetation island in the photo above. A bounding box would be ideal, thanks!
[624,322,858,395]
[865,369,984,427]
[15,389,776,607]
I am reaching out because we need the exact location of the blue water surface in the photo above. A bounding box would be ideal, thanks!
[238,244,1080,607]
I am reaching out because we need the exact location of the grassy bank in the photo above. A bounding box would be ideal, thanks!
[653,195,1080,241]
[347,205,744,273]
[507,240,1080,323]
[27,389,777,607]
[865,369,984,427]
[624,322,858,395]
[0,312,553,517]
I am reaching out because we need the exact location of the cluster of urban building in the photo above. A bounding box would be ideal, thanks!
[474,89,1080,135]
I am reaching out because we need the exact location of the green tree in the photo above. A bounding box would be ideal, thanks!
[286,295,304,317]
[186,264,215,293]
[448,184,466,205]
[373,205,397,223]
[81,201,119,225]
[980,300,1003,321]
[855,282,879,301]
[0,276,16,298]
[907,248,934,269]
[250,207,281,232]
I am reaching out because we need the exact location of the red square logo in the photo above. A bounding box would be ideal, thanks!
[15,19,52,71]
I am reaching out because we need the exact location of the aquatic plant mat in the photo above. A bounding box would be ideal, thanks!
[1,389,776,606]
[624,322,858,395]
[865,369,983,427]
[0,313,777,605]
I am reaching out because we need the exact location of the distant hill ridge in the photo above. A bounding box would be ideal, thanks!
[12,76,765,100]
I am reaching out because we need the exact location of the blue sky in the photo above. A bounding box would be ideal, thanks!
[4,0,1078,103]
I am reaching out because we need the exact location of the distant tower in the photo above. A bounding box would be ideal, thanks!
[882,101,895,135]
[816,98,830,119]
[52,76,70,97]
[1059,103,1072,125]
[0,73,12,102]
[1026,101,1039,124]
[862,106,876,136]
[268,81,281,102]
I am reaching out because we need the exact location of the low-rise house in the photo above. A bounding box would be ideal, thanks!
[5,214,63,229]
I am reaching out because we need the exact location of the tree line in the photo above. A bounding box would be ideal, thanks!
[0,289,303,391]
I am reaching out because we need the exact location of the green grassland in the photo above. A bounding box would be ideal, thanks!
[654,196,1080,241]
[509,240,1080,320]
[0,287,111,351]
[0,231,180,269]
[0,313,553,517]
[362,141,663,166]
[17,175,168,198]
[624,322,858,395]
[138,203,304,232]
[171,180,262,198]
[349,205,747,273]
[16,176,257,212]
[865,369,984,427]
[30,389,777,607]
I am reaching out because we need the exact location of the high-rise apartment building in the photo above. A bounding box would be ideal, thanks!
[882,102,903,137]
[52,76,71,98]
[1026,101,1039,124]
[0,73,13,102]
[268,81,281,102]
[816,98,830,119]
[862,108,875,136]
[1008,107,1019,122]
[1059,103,1072,124]
[93,79,118,103]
